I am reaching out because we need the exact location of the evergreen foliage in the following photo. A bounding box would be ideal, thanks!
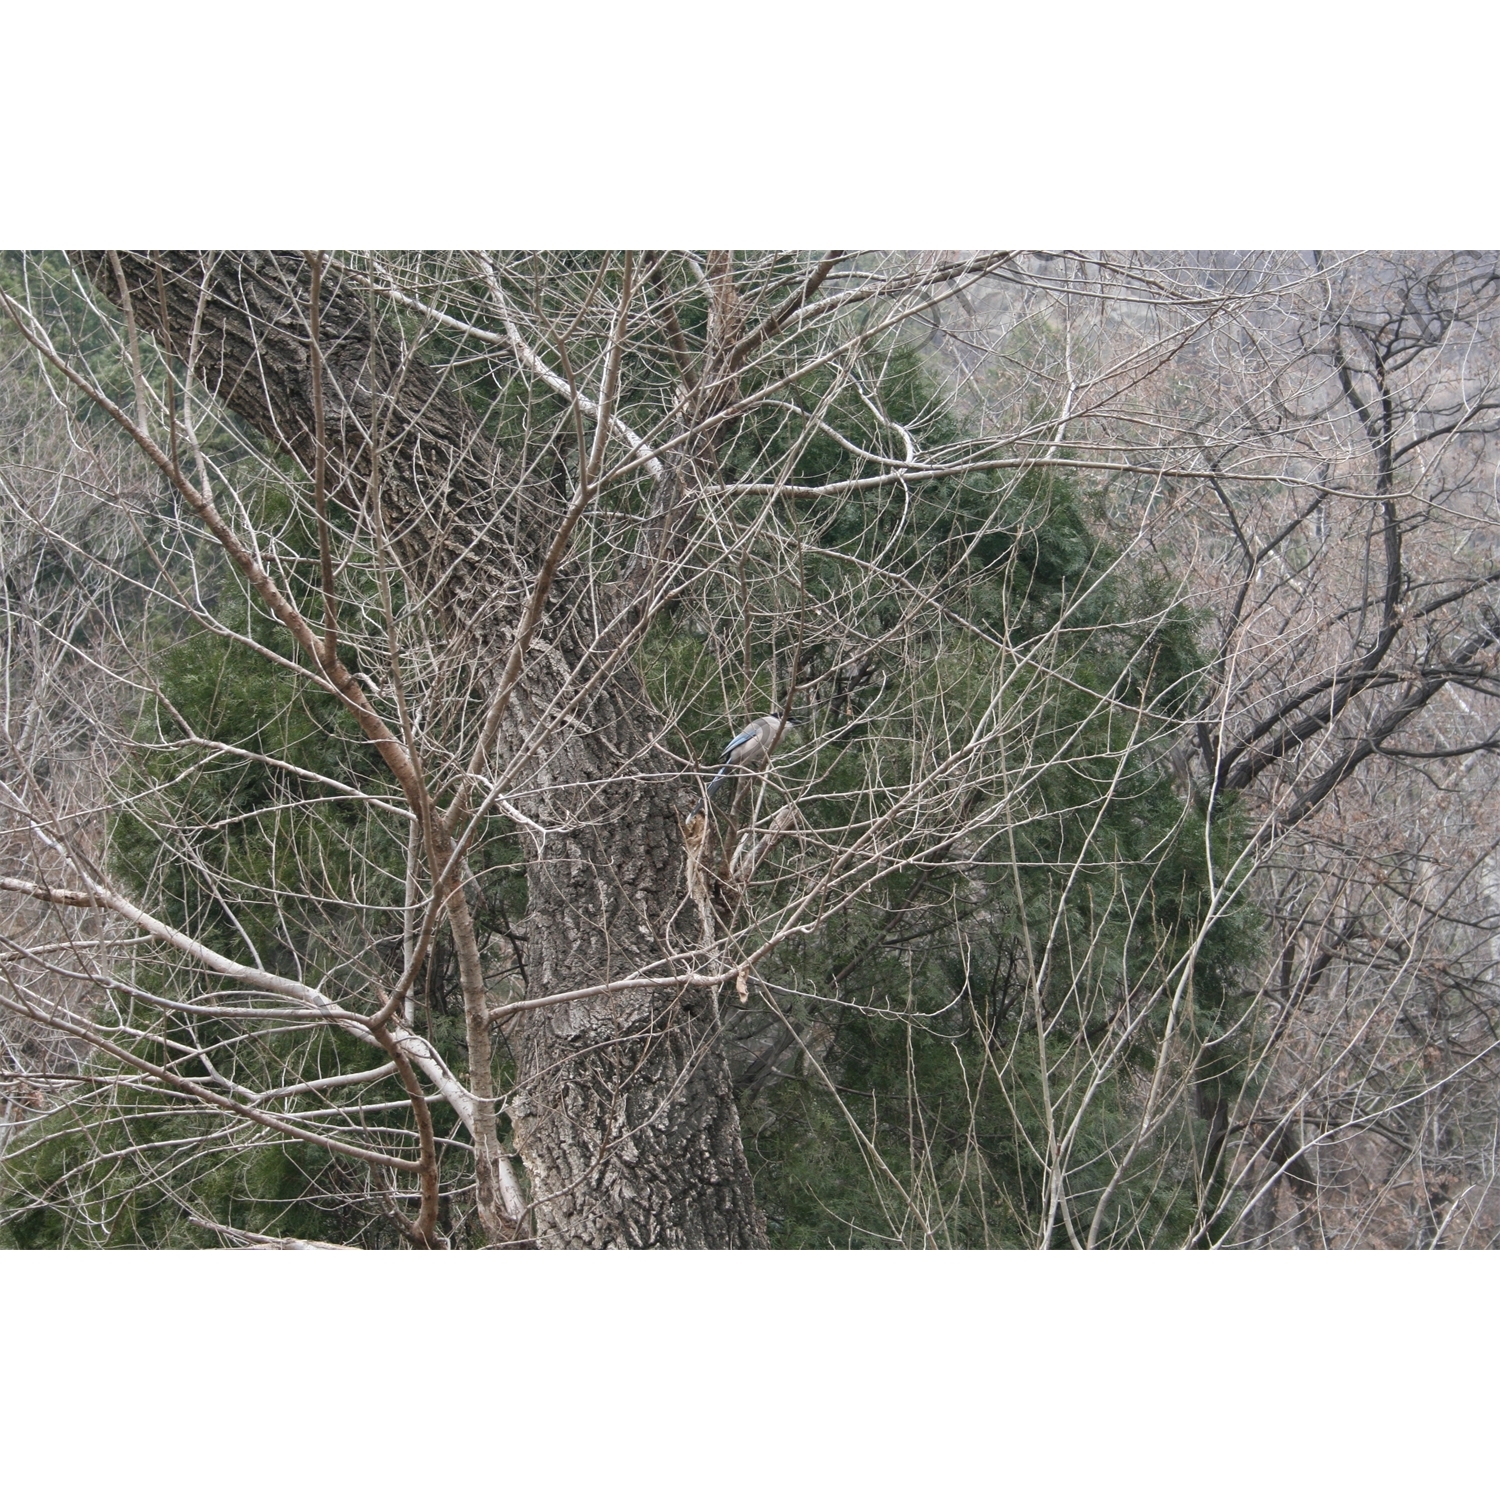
[0,259,1260,1247]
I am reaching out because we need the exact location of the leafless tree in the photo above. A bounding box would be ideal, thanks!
[940,250,1500,1246]
[3,249,1497,1248]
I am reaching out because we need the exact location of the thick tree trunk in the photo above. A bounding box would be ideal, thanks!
[92,251,766,1248]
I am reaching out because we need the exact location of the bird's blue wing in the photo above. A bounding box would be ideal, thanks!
[721,728,758,758]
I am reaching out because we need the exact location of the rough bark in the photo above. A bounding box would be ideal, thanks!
[90,251,766,1248]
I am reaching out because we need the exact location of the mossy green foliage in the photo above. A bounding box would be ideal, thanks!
[1,463,523,1246]
[2,1086,407,1249]
[2,256,1259,1246]
[633,328,1259,1245]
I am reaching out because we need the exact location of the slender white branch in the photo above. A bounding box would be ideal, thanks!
[476,254,664,481]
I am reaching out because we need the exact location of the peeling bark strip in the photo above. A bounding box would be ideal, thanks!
[91,252,765,1248]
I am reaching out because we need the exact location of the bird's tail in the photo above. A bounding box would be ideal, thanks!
[690,764,731,817]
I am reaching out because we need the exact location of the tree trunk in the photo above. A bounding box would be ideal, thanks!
[91,251,766,1248]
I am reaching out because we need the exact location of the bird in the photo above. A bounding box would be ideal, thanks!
[691,714,794,816]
